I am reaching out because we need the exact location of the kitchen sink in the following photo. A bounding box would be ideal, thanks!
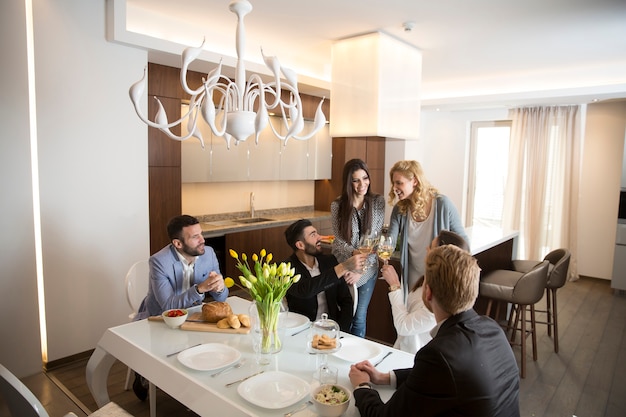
[233,217,274,224]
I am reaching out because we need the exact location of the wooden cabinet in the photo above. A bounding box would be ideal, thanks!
[314,136,386,211]
[181,115,331,182]
[224,225,293,279]
[148,65,182,254]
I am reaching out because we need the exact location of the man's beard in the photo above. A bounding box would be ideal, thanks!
[303,241,321,256]
[182,242,205,257]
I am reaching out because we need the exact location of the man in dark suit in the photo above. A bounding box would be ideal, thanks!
[349,244,520,416]
[283,219,366,331]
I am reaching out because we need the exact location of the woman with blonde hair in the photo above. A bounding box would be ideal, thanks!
[387,160,469,304]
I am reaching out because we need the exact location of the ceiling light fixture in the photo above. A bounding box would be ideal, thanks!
[128,0,326,149]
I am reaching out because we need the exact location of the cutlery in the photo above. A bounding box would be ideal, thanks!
[225,370,264,387]
[291,324,311,336]
[210,359,246,377]
[374,351,392,367]
[284,400,313,417]
[166,343,202,358]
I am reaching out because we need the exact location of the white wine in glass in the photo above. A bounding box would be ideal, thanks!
[377,236,394,265]
[358,234,376,271]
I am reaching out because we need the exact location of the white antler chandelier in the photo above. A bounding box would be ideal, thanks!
[129,0,326,149]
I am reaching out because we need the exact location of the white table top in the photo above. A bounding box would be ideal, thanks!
[87,296,415,417]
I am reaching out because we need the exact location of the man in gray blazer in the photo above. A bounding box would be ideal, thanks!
[132,215,229,401]
[136,215,228,320]
[349,245,520,416]
[137,215,228,320]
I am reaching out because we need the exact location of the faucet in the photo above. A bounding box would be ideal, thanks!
[250,192,255,218]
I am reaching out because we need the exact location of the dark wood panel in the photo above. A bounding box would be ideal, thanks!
[365,137,385,169]
[365,259,400,345]
[147,63,182,99]
[148,96,181,167]
[149,166,181,255]
[224,225,292,280]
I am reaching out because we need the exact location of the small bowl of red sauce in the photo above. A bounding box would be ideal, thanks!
[162,308,188,328]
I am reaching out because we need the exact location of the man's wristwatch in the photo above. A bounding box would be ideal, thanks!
[388,284,401,292]
[195,284,204,295]
[357,382,372,389]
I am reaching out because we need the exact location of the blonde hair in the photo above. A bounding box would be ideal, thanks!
[424,245,479,315]
[388,160,438,221]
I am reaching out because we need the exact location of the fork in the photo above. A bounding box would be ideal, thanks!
[210,359,246,377]
[284,400,313,417]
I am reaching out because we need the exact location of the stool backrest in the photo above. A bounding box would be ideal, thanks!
[513,260,550,304]
[544,248,570,289]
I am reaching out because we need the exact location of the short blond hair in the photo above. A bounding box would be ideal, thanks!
[424,245,480,315]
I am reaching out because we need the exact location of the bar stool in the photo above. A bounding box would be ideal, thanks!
[511,248,571,353]
[479,260,550,378]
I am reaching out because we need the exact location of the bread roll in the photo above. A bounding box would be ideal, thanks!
[216,318,231,329]
[227,314,241,329]
[238,314,251,328]
[202,301,233,323]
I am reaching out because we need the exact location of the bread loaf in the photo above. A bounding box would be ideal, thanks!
[227,314,241,329]
[201,301,233,323]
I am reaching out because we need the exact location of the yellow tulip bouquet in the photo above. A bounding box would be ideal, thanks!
[227,248,300,352]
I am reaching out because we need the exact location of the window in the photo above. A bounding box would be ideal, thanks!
[466,121,512,228]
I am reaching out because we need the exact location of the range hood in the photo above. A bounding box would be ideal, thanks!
[330,32,422,140]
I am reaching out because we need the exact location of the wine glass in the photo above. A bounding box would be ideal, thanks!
[358,234,376,271]
[377,236,394,265]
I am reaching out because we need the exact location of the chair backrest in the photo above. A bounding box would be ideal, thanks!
[125,260,150,320]
[514,260,550,304]
[543,248,571,289]
[0,364,50,417]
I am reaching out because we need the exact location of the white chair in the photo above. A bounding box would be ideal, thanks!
[0,363,78,417]
[123,260,156,417]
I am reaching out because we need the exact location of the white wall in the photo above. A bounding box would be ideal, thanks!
[182,181,315,216]
[418,109,509,221]
[578,101,626,279]
[0,0,150,376]
[0,0,42,377]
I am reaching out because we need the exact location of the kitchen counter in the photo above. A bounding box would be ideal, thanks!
[198,207,331,238]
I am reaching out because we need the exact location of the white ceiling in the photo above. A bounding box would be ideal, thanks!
[116,0,626,110]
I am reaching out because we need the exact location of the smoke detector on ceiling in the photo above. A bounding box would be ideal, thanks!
[403,21,416,32]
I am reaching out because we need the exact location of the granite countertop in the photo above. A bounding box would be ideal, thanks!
[198,206,331,237]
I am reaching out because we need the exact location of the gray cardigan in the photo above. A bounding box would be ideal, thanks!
[387,194,469,302]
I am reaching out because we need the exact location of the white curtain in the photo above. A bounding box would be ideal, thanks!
[502,106,581,280]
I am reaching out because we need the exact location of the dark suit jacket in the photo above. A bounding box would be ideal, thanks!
[354,309,520,417]
[285,253,354,331]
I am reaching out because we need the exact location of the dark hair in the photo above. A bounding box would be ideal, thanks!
[167,215,200,241]
[412,230,470,292]
[284,219,313,251]
[336,159,375,242]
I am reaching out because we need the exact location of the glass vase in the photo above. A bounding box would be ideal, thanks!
[249,300,286,363]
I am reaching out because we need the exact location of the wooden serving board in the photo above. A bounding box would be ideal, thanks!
[149,312,251,334]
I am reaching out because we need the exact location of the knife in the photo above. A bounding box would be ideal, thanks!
[166,343,202,358]
[374,351,392,367]
[225,370,264,387]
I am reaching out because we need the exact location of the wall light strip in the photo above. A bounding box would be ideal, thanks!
[24,0,48,364]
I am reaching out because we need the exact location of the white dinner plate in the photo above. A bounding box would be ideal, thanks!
[280,311,310,334]
[237,370,310,409]
[333,337,383,362]
[177,343,241,371]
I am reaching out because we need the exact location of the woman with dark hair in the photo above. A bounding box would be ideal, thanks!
[380,230,470,353]
[331,159,386,337]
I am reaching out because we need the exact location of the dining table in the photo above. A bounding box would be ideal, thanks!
[86,296,415,417]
